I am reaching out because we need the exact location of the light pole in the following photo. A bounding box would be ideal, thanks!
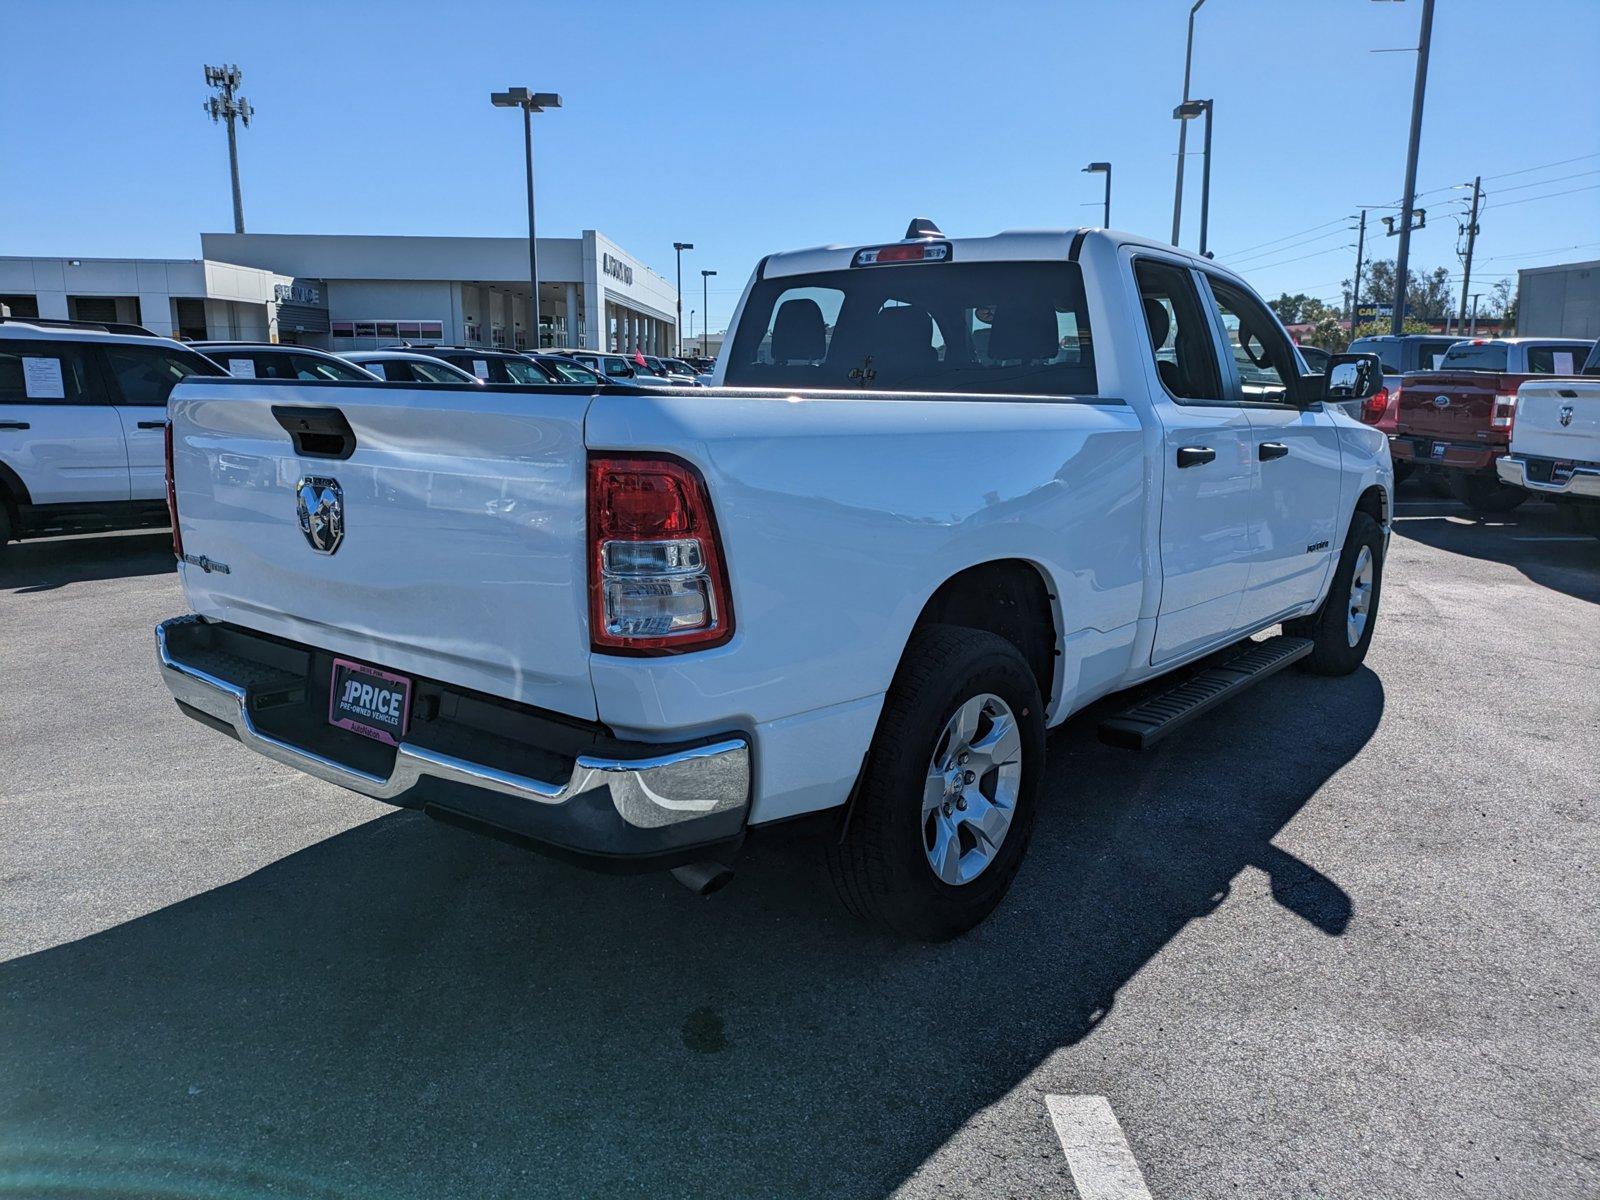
[1171,0,1210,246]
[203,64,253,234]
[673,241,694,357]
[1391,0,1435,336]
[1082,162,1111,226]
[1173,99,1214,256]
[689,310,696,348]
[491,87,562,348]
[701,269,716,358]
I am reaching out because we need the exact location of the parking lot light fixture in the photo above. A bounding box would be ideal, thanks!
[701,270,717,358]
[1173,100,1214,256]
[491,87,562,346]
[1082,162,1112,227]
[1171,0,1210,246]
[673,242,694,357]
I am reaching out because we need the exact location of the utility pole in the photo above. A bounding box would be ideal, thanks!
[1170,0,1210,246]
[673,242,694,357]
[1457,175,1482,333]
[1470,293,1481,335]
[1390,0,1435,336]
[1350,210,1368,328]
[203,65,253,234]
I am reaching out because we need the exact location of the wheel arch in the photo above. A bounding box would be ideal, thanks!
[904,558,1060,712]
[0,459,28,536]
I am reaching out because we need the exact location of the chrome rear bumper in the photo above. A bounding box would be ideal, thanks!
[156,615,750,861]
[1496,454,1600,498]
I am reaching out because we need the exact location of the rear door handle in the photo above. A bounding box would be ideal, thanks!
[137,420,167,429]
[0,420,29,430]
[1176,446,1216,468]
[1259,441,1290,461]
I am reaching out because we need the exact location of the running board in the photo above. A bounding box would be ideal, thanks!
[1098,636,1314,751]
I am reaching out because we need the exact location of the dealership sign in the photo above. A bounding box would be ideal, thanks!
[275,281,322,305]
[602,253,633,286]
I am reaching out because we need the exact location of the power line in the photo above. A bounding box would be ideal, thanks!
[1238,244,1356,272]
[1482,240,1600,263]
[1488,168,1600,195]
[1216,216,1350,260]
[1226,226,1355,266]
[1490,183,1600,210]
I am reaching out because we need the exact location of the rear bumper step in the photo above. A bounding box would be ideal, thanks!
[156,615,750,870]
[1098,636,1313,751]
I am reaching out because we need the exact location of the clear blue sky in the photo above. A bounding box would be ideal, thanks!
[2,0,1596,334]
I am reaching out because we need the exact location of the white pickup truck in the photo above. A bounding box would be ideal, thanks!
[156,224,1392,939]
[1495,340,1600,533]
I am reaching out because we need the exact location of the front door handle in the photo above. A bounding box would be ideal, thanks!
[1259,441,1290,461]
[1176,445,1216,468]
[0,420,30,430]
[137,420,167,429]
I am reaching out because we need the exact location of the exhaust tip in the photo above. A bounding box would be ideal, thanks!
[671,861,735,896]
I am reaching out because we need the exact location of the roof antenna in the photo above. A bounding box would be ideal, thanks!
[904,217,943,240]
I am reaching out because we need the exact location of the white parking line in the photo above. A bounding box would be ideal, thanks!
[1045,1094,1154,1200]
[1511,535,1594,542]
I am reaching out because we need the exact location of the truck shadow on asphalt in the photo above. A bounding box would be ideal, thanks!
[0,530,175,594]
[0,667,1379,1199]
[1391,498,1600,605]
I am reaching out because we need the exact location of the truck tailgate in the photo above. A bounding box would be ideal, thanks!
[1397,371,1510,441]
[169,380,598,721]
[1514,380,1600,462]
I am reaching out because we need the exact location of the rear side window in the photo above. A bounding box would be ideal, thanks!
[1526,344,1591,375]
[1134,258,1221,402]
[1584,342,1600,376]
[1349,338,1399,373]
[0,340,94,404]
[104,345,219,405]
[1440,341,1508,371]
[725,260,1096,396]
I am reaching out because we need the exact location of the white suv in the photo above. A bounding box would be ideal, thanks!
[0,318,224,545]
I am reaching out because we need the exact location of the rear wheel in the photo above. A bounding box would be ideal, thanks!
[827,625,1044,941]
[0,499,13,548]
[1449,468,1527,513]
[1285,511,1384,676]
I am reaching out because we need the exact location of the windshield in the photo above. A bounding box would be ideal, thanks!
[1439,341,1508,372]
[724,260,1096,395]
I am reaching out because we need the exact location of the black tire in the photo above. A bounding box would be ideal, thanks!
[827,625,1045,941]
[1392,460,1413,486]
[0,499,13,548]
[1284,511,1384,676]
[1449,468,1527,513]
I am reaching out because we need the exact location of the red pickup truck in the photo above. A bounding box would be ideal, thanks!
[1391,336,1596,511]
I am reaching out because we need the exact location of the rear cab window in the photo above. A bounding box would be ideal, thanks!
[1439,341,1508,372]
[1348,338,1399,374]
[724,259,1096,396]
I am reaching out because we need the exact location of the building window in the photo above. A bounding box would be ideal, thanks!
[174,298,208,341]
[0,294,39,319]
[330,319,444,345]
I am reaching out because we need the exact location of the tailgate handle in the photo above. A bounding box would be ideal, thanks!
[272,406,357,461]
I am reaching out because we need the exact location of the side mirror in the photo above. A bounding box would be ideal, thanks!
[1323,352,1384,402]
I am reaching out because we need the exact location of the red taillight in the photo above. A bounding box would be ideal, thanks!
[164,420,183,560]
[1361,385,1390,425]
[587,453,733,654]
[1491,393,1517,429]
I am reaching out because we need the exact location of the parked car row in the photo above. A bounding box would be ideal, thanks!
[1342,333,1597,516]
[0,315,708,546]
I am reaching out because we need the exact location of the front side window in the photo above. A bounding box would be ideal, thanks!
[1134,259,1222,403]
[1204,277,1297,403]
[542,358,601,384]
[1440,341,1508,372]
[1526,344,1591,375]
[725,260,1096,396]
[500,358,549,385]
[103,346,219,405]
[0,340,93,404]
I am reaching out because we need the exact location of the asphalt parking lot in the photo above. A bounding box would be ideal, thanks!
[2,485,1596,1200]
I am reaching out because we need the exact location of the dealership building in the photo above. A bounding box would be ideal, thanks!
[1,229,681,353]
